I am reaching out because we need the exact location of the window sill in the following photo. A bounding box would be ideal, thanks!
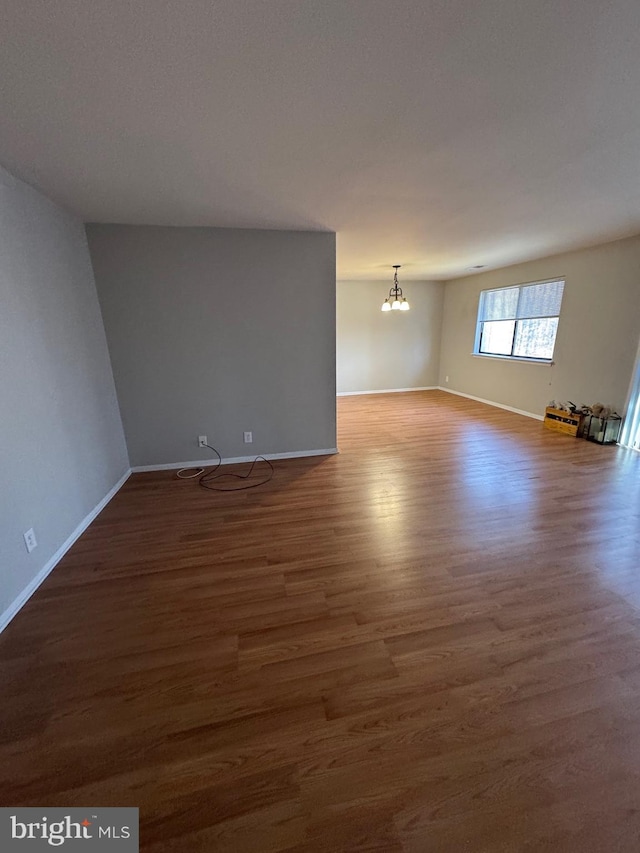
[471,353,554,365]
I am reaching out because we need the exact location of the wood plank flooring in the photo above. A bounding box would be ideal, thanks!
[2,390,640,851]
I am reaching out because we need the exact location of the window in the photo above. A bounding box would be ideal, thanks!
[474,279,564,361]
[620,340,640,450]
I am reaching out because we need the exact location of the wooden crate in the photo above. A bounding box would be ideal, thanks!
[543,407,583,437]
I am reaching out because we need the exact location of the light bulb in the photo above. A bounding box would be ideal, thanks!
[391,299,401,310]
[381,301,391,312]
[400,300,410,311]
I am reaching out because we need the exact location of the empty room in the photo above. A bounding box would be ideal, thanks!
[2,2,640,851]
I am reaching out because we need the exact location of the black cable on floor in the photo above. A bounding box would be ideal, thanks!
[177,444,274,491]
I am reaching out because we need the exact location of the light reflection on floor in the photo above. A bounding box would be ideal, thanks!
[336,393,640,609]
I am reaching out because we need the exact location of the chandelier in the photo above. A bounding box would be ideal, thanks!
[381,265,409,311]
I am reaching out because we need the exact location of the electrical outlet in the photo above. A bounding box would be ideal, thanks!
[23,528,37,554]
[243,431,253,444]
[198,435,208,448]
[445,375,449,383]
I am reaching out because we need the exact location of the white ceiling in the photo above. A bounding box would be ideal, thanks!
[1,0,640,279]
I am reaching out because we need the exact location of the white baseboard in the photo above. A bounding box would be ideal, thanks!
[0,467,132,635]
[131,447,338,473]
[437,387,543,420]
[337,386,438,397]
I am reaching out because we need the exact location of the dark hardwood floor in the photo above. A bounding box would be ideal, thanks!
[2,390,640,851]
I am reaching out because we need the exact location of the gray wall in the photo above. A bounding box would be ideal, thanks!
[87,225,336,467]
[337,280,444,393]
[0,167,129,619]
[439,235,640,416]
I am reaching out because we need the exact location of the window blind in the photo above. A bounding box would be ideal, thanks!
[479,280,564,322]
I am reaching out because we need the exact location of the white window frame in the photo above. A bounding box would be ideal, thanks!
[473,277,565,363]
